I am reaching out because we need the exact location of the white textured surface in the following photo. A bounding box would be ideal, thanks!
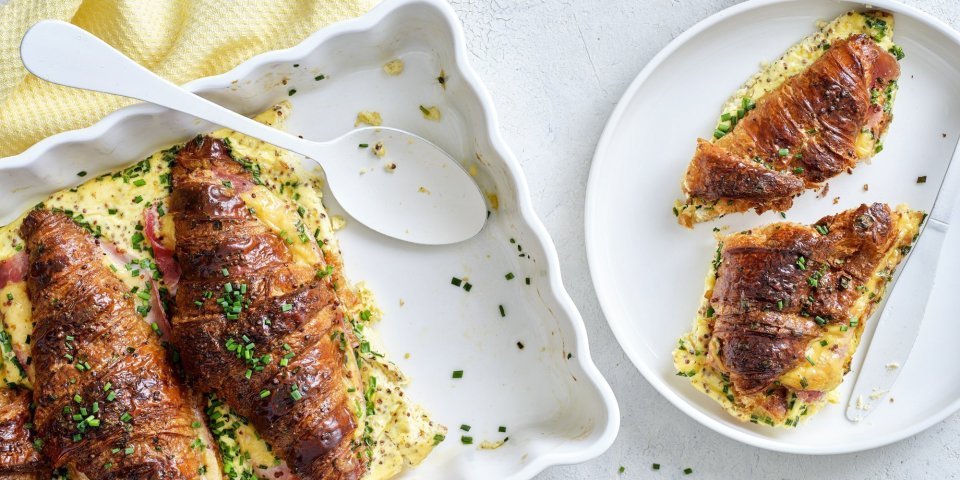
[448,0,960,478]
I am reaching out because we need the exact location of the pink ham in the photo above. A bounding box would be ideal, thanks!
[796,390,825,403]
[0,252,27,289]
[144,205,181,294]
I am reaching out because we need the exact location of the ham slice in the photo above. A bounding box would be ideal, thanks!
[144,204,181,294]
[0,252,27,289]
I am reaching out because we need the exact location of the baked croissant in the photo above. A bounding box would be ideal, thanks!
[678,34,900,226]
[170,136,365,479]
[675,203,923,425]
[21,209,213,479]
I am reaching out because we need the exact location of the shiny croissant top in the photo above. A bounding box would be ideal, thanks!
[170,136,366,479]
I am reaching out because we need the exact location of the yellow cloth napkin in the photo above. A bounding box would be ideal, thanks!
[0,0,378,157]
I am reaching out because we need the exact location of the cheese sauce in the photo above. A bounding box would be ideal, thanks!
[0,103,443,478]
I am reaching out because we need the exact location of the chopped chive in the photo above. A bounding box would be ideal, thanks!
[652,463,661,470]
[280,303,293,312]
[460,436,473,445]
[917,176,927,184]
[498,426,507,432]
[460,424,471,431]
[778,148,790,157]
[889,45,905,60]
[505,272,515,281]
[499,305,505,317]
[358,143,369,148]
[684,468,693,475]
[77,171,87,177]
[288,89,297,96]
[315,74,326,81]
[463,282,472,292]
[452,370,463,379]
[451,277,462,287]
[133,179,146,187]
[260,389,271,398]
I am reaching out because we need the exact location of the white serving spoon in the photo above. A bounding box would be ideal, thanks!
[19,20,486,245]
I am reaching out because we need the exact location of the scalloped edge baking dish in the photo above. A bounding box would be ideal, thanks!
[0,0,619,477]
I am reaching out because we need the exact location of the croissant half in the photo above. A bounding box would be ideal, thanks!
[677,30,901,227]
[170,136,365,479]
[674,203,922,426]
[20,209,215,479]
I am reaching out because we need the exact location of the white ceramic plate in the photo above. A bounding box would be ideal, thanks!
[586,0,960,455]
[0,0,618,477]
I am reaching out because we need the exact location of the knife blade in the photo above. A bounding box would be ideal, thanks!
[845,136,960,422]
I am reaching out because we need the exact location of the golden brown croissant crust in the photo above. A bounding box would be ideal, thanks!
[170,136,364,479]
[683,34,900,213]
[21,210,205,480]
[0,388,47,479]
[709,203,898,395]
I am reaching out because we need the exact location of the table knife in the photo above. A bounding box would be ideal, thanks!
[845,136,960,422]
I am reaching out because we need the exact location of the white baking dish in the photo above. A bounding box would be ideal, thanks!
[0,0,618,478]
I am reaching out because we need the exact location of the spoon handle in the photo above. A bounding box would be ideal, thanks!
[21,20,315,160]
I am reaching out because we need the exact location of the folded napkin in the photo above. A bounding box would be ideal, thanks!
[0,0,377,157]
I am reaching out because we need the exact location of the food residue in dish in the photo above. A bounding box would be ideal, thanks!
[383,59,405,76]
[419,105,441,121]
[356,110,383,127]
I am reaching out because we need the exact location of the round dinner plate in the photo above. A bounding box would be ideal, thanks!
[586,0,960,454]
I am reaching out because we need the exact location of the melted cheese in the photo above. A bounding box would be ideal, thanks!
[674,206,922,427]
[0,103,442,478]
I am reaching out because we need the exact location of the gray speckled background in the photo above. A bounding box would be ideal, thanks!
[447,0,960,478]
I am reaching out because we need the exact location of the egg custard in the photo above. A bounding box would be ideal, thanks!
[0,103,444,478]
[675,11,903,227]
[674,204,922,427]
